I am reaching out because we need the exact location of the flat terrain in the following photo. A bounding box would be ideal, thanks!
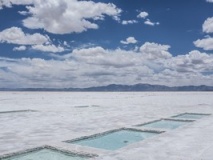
[0,92,213,160]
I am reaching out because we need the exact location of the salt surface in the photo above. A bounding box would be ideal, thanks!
[0,92,212,160]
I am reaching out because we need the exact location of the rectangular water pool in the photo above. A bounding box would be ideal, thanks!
[67,129,160,150]
[139,119,191,130]
[173,113,210,120]
[1,148,89,160]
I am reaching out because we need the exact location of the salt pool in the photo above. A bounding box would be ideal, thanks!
[173,113,210,120]
[139,119,191,130]
[67,129,160,150]
[1,148,88,160]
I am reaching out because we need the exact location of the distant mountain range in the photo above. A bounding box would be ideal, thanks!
[1,84,213,91]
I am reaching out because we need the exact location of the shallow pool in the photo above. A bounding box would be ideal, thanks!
[68,129,159,150]
[2,149,87,160]
[140,119,190,130]
[173,113,210,120]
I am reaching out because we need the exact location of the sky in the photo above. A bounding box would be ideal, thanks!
[0,0,213,88]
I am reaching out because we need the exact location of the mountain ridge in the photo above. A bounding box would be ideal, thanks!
[1,84,213,91]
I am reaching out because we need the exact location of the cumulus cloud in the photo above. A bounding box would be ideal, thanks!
[20,0,121,34]
[120,37,137,44]
[203,17,213,33]
[137,12,149,19]
[144,19,160,26]
[194,37,213,50]
[0,27,67,53]
[0,27,49,45]
[63,41,70,47]
[18,10,29,15]
[32,44,65,53]
[121,20,138,25]
[0,50,141,88]
[0,0,33,9]
[70,47,138,68]
[1,45,213,88]
[13,46,27,51]
[194,18,213,51]
[0,0,121,34]
[168,50,213,75]
[206,0,213,3]
[140,42,172,59]
[137,11,159,27]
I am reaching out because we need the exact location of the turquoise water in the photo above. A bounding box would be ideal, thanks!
[70,129,158,150]
[2,149,86,160]
[141,120,190,130]
[174,113,209,119]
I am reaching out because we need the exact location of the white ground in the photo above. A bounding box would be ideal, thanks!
[0,92,213,160]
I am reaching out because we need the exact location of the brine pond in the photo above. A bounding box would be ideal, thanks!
[139,119,191,130]
[68,129,160,150]
[1,148,89,160]
[173,113,210,120]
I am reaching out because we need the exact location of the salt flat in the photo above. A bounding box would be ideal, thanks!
[0,92,213,160]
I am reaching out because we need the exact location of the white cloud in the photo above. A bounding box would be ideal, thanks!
[0,0,33,9]
[1,44,213,88]
[137,12,149,19]
[203,17,213,33]
[194,37,213,50]
[13,46,27,51]
[63,41,69,47]
[71,47,138,68]
[137,11,159,27]
[121,20,138,25]
[0,27,66,53]
[32,44,65,53]
[140,42,172,59]
[144,20,154,26]
[18,10,29,15]
[194,18,213,51]
[168,50,213,75]
[206,0,213,3]
[21,0,121,34]
[0,27,49,45]
[120,37,137,44]
[144,19,160,26]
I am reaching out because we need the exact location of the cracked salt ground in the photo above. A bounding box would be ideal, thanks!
[0,92,213,160]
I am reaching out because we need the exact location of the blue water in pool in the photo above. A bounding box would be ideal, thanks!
[2,149,86,160]
[174,113,209,120]
[71,129,158,150]
[141,120,190,130]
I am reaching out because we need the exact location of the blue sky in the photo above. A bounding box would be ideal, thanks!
[0,0,213,88]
